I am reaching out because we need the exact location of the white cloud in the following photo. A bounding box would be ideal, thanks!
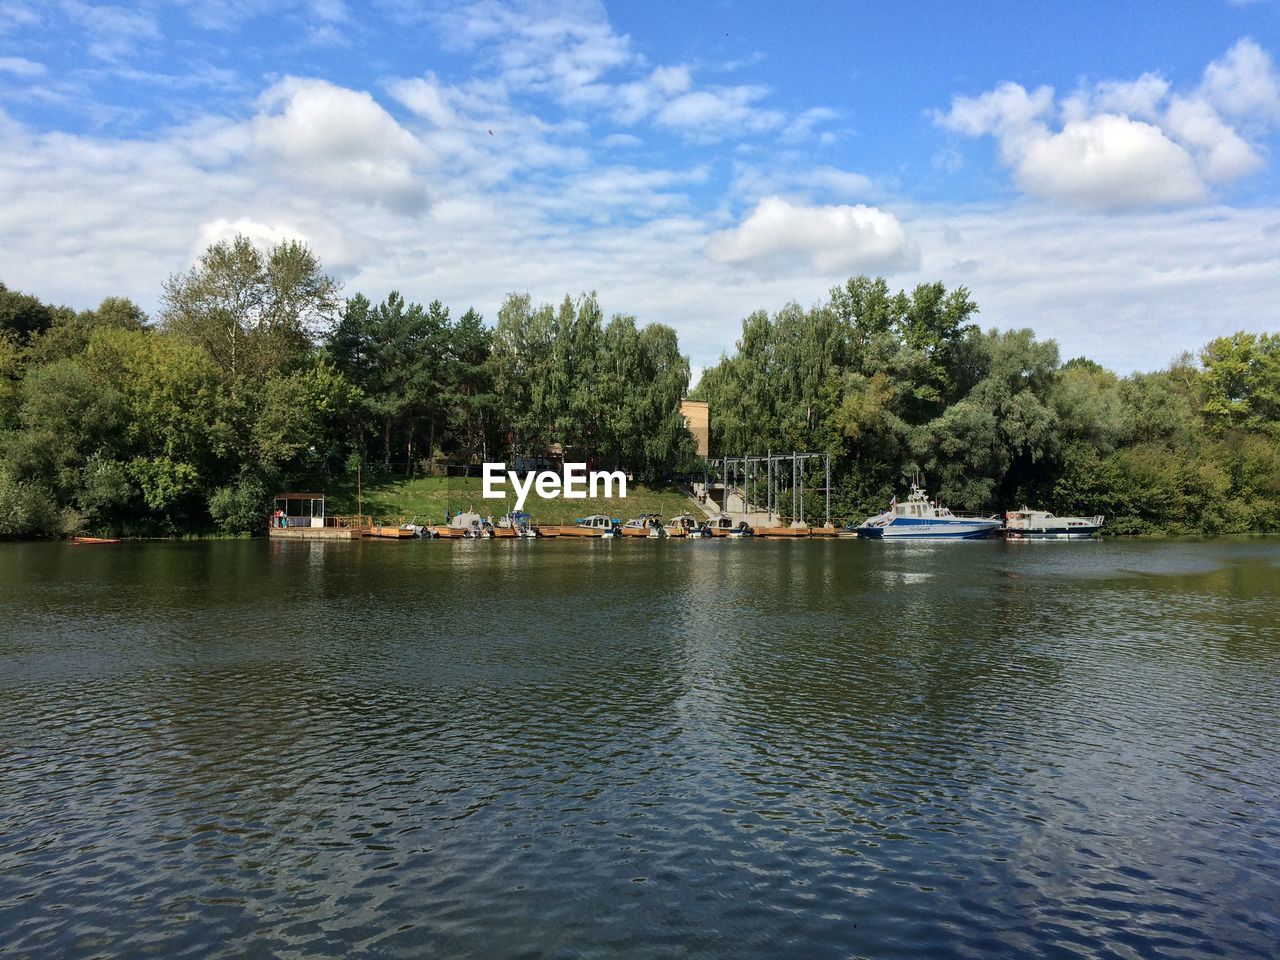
[937,39,1280,211]
[655,86,784,140]
[251,77,430,212]
[60,1,160,63]
[195,217,310,256]
[706,196,917,274]
[1018,114,1207,209]
[904,202,1280,372]
[0,56,44,77]
[1200,38,1280,121]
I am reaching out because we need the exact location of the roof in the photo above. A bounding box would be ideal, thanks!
[273,492,326,499]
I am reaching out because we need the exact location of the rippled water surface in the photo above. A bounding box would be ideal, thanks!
[2,538,1279,958]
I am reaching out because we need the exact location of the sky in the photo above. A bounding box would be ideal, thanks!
[1,0,1278,377]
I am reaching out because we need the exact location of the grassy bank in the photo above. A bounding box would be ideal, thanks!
[316,475,700,525]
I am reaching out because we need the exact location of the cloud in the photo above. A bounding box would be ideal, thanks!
[1018,115,1208,208]
[655,86,785,140]
[0,56,45,77]
[706,196,917,274]
[937,39,1280,211]
[904,202,1280,372]
[1200,37,1280,121]
[429,0,822,144]
[196,217,310,256]
[251,77,430,212]
[60,1,161,63]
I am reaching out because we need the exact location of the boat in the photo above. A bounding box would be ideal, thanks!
[70,536,121,544]
[621,514,666,537]
[853,482,1001,540]
[1004,508,1104,540]
[552,514,619,538]
[496,511,540,538]
[432,511,491,539]
[726,521,754,539]
[665,514,709,538]
[704,515,736,537]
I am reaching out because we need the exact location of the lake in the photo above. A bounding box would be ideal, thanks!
[2,538,1278,958]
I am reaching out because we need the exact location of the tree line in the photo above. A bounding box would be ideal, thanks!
[2,238,1277,537]
[0,236,690,537]
[694,275,1280,533]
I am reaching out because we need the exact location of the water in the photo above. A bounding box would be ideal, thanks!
[2,538,1278,959]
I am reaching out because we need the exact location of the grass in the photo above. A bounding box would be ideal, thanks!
[316,474,702,525]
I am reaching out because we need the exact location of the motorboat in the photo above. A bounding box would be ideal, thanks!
[853,482,1000,540]
[664,514,708,538]
[432,511,491,538]
[704,515,737,537]
[622,514,666,537]
[496,511,540,538]
[555,514,619,538]
[1004,508,1104,540]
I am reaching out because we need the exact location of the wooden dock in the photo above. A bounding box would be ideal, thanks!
[269,526,364,540]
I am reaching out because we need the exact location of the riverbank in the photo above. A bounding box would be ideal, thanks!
[315,475,700,525]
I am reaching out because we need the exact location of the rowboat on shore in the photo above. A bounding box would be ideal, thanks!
[71,536,121,544]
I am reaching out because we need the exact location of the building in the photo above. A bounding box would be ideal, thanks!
[680,398,709,458]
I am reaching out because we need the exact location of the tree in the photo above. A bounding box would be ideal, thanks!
[160,236,340,384]
[0,282,56,342]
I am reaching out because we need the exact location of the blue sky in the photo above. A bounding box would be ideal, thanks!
[1,0,1278,375]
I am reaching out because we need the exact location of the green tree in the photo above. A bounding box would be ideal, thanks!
[161,236,339,384]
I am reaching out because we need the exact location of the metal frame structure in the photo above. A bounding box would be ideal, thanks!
[703,452,831,526]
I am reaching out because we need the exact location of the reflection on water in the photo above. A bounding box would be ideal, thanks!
[1,538,1278,958]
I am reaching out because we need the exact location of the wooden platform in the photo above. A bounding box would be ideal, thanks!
[367,525,416,539]
[269,527,364,540]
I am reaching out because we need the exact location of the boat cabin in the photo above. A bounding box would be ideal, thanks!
[272,492,325,528]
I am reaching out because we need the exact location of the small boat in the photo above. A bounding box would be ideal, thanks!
[554,514,619,538]
[726,521,754,539]
[432,511,491,539]
[497,511,540,538]
[853,482,1001,540]
[665,514,709,538]
[71,536,121,544]
[1004,508,1104,540]
[622,514,666,538]
[704,515,736,537]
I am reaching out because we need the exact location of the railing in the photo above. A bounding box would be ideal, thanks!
[267,514,372,530]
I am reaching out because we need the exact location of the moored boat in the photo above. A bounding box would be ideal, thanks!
[1004,508,1104,540]
[621,514,666,537]
[665,514,710,538]
[854,482,1000,540]
[431,511,491,538]
[704,515,735,537]
[552,514,619,538]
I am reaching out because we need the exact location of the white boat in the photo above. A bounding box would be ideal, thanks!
[621,514,666,538]
[664,514,708,538]
[572,514,620,538]
[854,482,1000,540]
[1004,508,1103,540]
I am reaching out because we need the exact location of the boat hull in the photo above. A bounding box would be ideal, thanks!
[1005,526,1101,541]
[857,520,1000,540]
